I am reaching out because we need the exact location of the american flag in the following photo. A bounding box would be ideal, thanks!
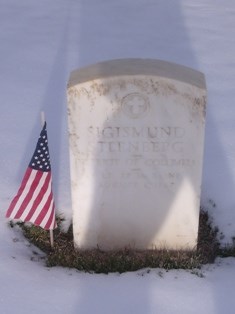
[6,122,57,230]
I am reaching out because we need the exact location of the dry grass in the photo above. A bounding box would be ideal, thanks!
[13,209,229,273]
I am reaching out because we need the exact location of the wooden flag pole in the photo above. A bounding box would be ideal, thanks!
[40,111,54,248]
[50,228,54,248]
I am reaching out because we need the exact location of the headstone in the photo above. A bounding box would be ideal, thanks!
[67,59,206,250]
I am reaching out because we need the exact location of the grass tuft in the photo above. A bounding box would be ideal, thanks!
[13,210,234,274]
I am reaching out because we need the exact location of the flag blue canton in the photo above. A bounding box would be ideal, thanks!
[29,122,51,172]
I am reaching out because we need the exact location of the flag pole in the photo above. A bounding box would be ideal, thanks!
[40,111,54,248]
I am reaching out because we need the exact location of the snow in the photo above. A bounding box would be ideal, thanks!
[1,219,235,314]
[1,0,235,313]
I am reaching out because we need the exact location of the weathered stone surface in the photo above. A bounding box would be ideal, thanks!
[67,59,207,250]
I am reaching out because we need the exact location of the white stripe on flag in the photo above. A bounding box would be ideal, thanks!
[30,176,53,223]
[20,171,49,221]
[9,169,38,219]
[40,198,54,229]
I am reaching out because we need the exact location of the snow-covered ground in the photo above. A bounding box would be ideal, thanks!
[1,0,235,313]
[1,219,235,314]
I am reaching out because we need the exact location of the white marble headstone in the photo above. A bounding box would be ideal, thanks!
[67,59,207,250]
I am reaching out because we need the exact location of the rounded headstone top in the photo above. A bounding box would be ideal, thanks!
[68,58,206,90]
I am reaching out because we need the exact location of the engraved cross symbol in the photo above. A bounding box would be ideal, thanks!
[130,99,145,115]
[122,93,150,119]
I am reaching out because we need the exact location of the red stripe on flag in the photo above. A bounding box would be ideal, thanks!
[6,168,33,218]
[33,191,53,226]
[14,170,44,219]
[44,203,56,230]
[24,172,51,222]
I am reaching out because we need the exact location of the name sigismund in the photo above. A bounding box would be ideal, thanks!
[88,126,185,139]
